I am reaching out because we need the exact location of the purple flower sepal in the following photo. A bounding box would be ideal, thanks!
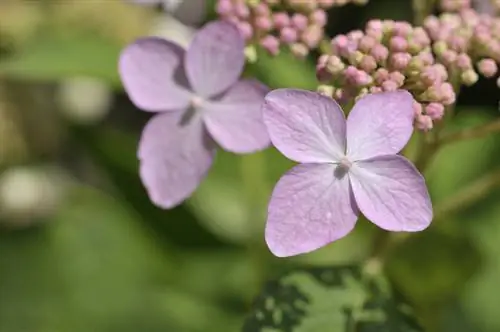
[119,21,270,209]
[262,89,433,257]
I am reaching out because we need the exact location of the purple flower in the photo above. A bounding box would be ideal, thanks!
[262,89,432,257]
[119,21,270,209]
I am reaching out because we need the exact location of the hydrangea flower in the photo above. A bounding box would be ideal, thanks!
[119,21,270,208]
[262,89,433,257]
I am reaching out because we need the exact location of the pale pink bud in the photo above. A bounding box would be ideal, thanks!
[448,35,467,52]
[477,58,498,78]
[393,22,412,37]
[359,55,377,72]
[412,27,430,46]
[280,27,298,43]
[216,0,233,16]
[382,80,399,91]
[441,50,458,66]
[371,44,389,63]
[390,36,408,52]
[389,71,405,86]
[455,53,472,70]
[318,0,335,8]
[413,102,423,117]
[425,102,445,120]
[327,55,345,73]
[301,24,323,48]
[290,43,309,59]
[374,68,390,84]
[416,114,433,131]
[273,12,290,29]
[237,21,253,40]
[358,35,377,53]
[417,51,434,66]
[440,82,456,105]
[260,35,280,55]
[254,3,270,16]
[356,70,373,86]
[370,86,383,93]
[291,13,309,31]
[391,52,412,70]
[310,9,327,26]
[255,16,273,31]
[234,2,250,18]
[347,30,364,41]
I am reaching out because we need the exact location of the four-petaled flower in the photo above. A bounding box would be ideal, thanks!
[119,21,270,209]
[262,89,433,257]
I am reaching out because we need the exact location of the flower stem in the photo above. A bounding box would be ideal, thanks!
[433,168,500,220]
[439,118,500,146]
[412,0,436,25]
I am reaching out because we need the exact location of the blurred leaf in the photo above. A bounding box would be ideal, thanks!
[248,49,317,90]
[243,265,423,332]
[0,31,122,87]
[426,109,498,204]
[0,185,174,331]
[386,230,481,331]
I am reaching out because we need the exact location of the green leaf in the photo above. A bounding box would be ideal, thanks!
[243,265,423,332]
[0,31,122,87]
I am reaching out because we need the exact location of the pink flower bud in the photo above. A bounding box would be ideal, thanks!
[290,43,309,59]
[318,0,335,8]
[273,12,290,29]
[280,27,298,43]
[370,86,383,93]
[359,55,377,72]
[477,58,498,78]
[425,102,445,120]
[236,21,253,40]
[390,36,409,52]
[389,71,405,86]
[234,2,250,19]
[260,35,280,55]
[254,3,270,16]
[413,101,423,117]
[301,24,323,48]
[291,13,309,31]
[374,68,390,84]
[393,21,412,37]
[382,80,399,91]
[390,52,412,70]
[255,16,273,31]
[416,114,434,131]
[441,50,458,66]
[439,82,456,105]
[455,53,472,70]
[371,44,389,63]
[310,9,327,26]
[461,69,479,86]
[358,35,377,53]
[216,0,233,16]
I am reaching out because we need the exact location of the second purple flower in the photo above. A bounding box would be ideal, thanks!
[119,21,271,209]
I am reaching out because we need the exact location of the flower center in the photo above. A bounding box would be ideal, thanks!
[334,157,352,179]
[190,95,204,109]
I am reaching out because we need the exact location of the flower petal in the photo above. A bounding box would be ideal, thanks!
[265,163,359,257]
[138,112,215,209]
[203,79,270,153]
[262,89,347,163]
[185,21,245,98]
[349,155,432,232]
[346,90,414,161]
[119,37,192,112]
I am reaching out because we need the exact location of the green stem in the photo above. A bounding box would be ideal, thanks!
[412,0,436,25]
[433,168,500,220]
[439,118,500,145]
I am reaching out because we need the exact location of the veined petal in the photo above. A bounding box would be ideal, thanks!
[346,90,414,161]
[138,112,215,209]
[185,21,245,98]
[203,79,270,153]
[263,89,347,163]
[349,155,432,232]
[118,37,192,112]
[265,163,359,257]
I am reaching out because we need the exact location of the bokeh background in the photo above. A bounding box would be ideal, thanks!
[0,0,499,331]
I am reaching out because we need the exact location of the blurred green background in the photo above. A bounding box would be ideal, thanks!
[1,0,500,331]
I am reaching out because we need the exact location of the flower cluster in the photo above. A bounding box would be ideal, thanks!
[216,0,368,58]
[424,10,500,88]
[317,20,455,131]
[439,0,500,13]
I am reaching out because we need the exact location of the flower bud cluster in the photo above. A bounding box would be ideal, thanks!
[439,0,500,14]
[317,20,455,131]
[216,0,368,58]
[424,10,500,89]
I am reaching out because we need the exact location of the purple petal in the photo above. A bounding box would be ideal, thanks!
[203,79,270,153]
[262,89,347,163]
[266,164,359,257]
[185,21,245,98]
[349,155,432,231]
[138,112,215,209]
[119,37,192,112]
[346,90,414,161]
